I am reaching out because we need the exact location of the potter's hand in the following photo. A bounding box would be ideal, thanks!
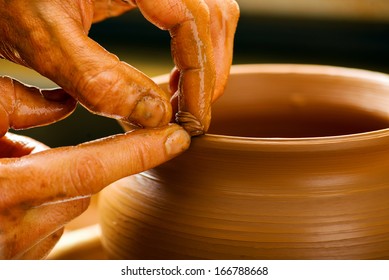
[0,0,239,135]
[154,0,240,135]
[0,62,189,261]
[0,0,171,128]
[0,125,190,259]
[95,0,240,135]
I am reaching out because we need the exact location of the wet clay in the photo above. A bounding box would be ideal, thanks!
[99,64,389,259]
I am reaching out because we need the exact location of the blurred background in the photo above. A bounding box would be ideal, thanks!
[1,0,389,147]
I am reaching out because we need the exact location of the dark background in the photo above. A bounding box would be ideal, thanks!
[9,8,389,147]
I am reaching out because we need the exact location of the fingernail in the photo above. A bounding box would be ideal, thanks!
[130,96,171,128]
[165,128,191,157]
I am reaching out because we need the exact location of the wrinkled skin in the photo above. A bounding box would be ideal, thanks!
[0,0,239,259]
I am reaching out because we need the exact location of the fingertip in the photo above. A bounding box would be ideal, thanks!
[164,124,191,157]
[128,94,172,128]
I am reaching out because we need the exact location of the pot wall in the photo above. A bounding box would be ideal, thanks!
[99,64,389,259]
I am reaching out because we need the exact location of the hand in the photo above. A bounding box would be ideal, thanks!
[0,125,190,259]
[0,0,171,129]
[0,0,239,134]
[0,0,238,259]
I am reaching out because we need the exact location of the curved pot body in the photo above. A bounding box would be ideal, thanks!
[99,64,389,259]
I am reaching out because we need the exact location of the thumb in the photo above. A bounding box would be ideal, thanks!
[0,124,190,209]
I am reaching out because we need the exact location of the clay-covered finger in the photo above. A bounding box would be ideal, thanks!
[135,0,216,135]
[0,198,89,259]
[0,76,76,135]
[49,37,172,129]
[203,0,239,101]
[0,124,190,209]
[167,1,240,103]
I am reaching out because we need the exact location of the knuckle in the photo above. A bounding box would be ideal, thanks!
[69,154,107,196]
[75,62,122,112]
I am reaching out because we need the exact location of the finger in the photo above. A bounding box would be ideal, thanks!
[0,133,48,158]
[168,1,240,103]
[203,0,240,101]
[136,0,216,135]
[0,124,190,209]
[1,1,171,128]
[17,228,64,260]
[0,76,77,135]
[1,198,89,260]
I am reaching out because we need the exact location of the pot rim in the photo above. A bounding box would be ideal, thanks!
[153,63,389,149]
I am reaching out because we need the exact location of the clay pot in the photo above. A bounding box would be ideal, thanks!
[98,64,389,259]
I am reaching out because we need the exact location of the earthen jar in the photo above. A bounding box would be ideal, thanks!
[98,64,389,259]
